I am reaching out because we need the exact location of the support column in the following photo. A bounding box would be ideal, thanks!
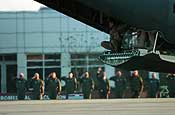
[105,65,115,87]
[61,53,71,77]
[105,64,115,78]
[17,53,27,79]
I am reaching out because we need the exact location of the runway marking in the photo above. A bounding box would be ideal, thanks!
[0,99,175,115]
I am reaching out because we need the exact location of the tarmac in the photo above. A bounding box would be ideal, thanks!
[0,98,175,115]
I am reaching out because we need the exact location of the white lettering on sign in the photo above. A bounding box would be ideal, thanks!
[0,95,31,100]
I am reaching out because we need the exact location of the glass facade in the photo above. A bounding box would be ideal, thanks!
[0,54,17,93]
[71,53,104,77]
[27,54,61,80]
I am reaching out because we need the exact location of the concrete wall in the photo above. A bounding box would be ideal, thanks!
[0,8,109,54]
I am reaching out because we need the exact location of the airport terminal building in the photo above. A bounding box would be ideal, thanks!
[0,7,114,94]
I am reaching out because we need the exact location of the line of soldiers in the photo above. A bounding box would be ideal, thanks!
[16,71,95,100]
[16,73,45,100]
[16,69,110,100]
[110,70,160,98]
[16,68,175,100]
[110,70,144,98]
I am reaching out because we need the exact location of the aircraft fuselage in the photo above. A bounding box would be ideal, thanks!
[77,0,175,43]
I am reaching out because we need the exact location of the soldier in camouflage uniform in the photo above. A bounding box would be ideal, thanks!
[101,18,128,52]
[101,20,121,52]
[109,71,126,98]
[30,73,44,100]
[80,72,94,99]
[16,73,28,100]
[45,72,61,99]
[166,73,175,98]
[62,72,77,99]
[129,70,144,98]
[97,71,110,99]
[148,72,160,98]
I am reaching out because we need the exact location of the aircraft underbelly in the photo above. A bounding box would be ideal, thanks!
[163,28,175,44]
[35,0,175,43]
[78,0,168,29]
[78,0,175,44]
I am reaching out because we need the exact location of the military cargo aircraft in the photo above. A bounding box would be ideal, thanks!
[34,0,175,73]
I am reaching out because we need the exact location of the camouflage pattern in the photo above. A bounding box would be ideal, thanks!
[97,76,110,99]
[16,78,28,100]
[129,75,143,98]
[101,25,121,52]
[45,77,61,99]
[110,76,126,98]
[62,77,77,99]
[148,78,160,98]
[30,78,44,100]
[80,77,94,99]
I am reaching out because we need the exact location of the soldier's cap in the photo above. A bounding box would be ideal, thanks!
[19,73,24,77]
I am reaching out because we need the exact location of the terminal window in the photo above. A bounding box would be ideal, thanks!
[70,53,104,77]
[27,54,61,80]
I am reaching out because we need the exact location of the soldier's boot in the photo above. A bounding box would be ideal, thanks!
[101,41,119,52]
[101,41,112,50]
[111,39,121,52]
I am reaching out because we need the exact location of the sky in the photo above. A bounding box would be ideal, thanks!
[0,0,45,11]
